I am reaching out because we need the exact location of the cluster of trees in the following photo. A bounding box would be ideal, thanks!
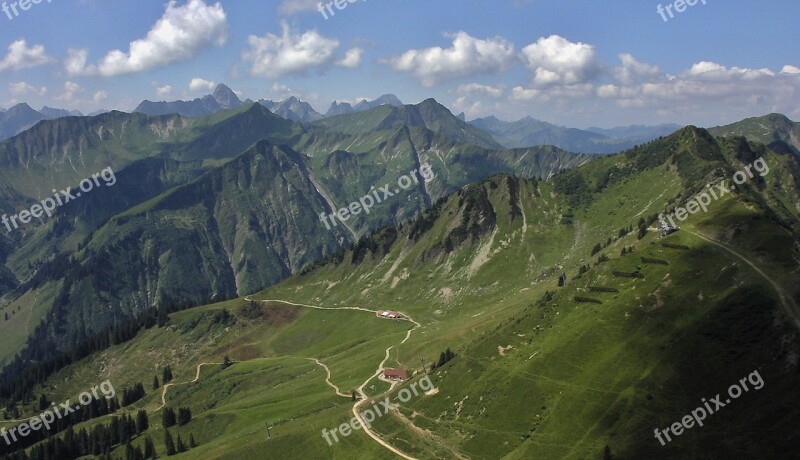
[164,430,196,457]
[120,383,146,407]
[433,348,456,370]
[0,394,130,456]
[0,411,150,460]
[0,307,161,406]
[162,407,191,428]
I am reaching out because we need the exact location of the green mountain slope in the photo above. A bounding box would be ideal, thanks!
[2,127,798,459]
[709,113,800,157]
[0,99,591,365]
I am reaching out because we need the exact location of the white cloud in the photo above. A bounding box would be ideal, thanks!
[520,35,602,86]
[614,53,660,85]
[451,96,484,119]
[156,85,173,97]
[277,0,319,14]
[336,48,363,68]
[243,21,340,77]
[93,91,109,104]
[56,81,83,102]
[456,83,504,98]
[189,78,215,91]
[511,86,542,101]
[0,40,54,72]
[388,32,516,86]
[8,82,47,97]
[781,65,800,74]
[66,0,227,77]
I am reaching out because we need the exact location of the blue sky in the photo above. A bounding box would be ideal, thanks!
[0,0,798,127]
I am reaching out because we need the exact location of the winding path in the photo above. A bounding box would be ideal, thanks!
[156,362,223,411]
[250,298,423,459]
[308,358,350,398]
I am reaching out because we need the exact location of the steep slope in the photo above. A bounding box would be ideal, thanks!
[259,128,800,459]
[0,98,592,367]
[0,104,45,140]
[708,113,800,156]
[3,127,798,459]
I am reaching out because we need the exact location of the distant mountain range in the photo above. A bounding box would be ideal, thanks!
[133,83,244,117]
[257,97,324,123]
[0,104,84,140]
[0,98,590,361]
[10,82,798,159]
[325,94,404,117]
[133,84,406,123]
[470,116,681,154]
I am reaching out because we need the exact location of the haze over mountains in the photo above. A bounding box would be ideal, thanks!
[129,84,688,154]
[471,115,681,154]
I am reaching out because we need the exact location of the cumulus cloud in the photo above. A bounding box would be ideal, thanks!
[8,82,47,97]
[388,32,516,86]
[156,85,173,97]
[520,35,602,86]
[336,48,363,68]
[66,0,227,77]
[782,65,800,74]
[93,91,109,104]
[587,58,800,122]
[456,83,504,98]
[0,40,54,72]
[55,81,83,102]
[189,78,215,91]
[243,21,340,77]
[614,53,661,85]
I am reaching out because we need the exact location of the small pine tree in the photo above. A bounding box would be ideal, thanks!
[163,366,173,384]
[190,433,197,448]
[143,436,156,459]
[136,409,149,434]
[164,430,176,456]
[178,407,192,426]
[163,407,177,428]
[152,375,160,390]
[176,434,187,453]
